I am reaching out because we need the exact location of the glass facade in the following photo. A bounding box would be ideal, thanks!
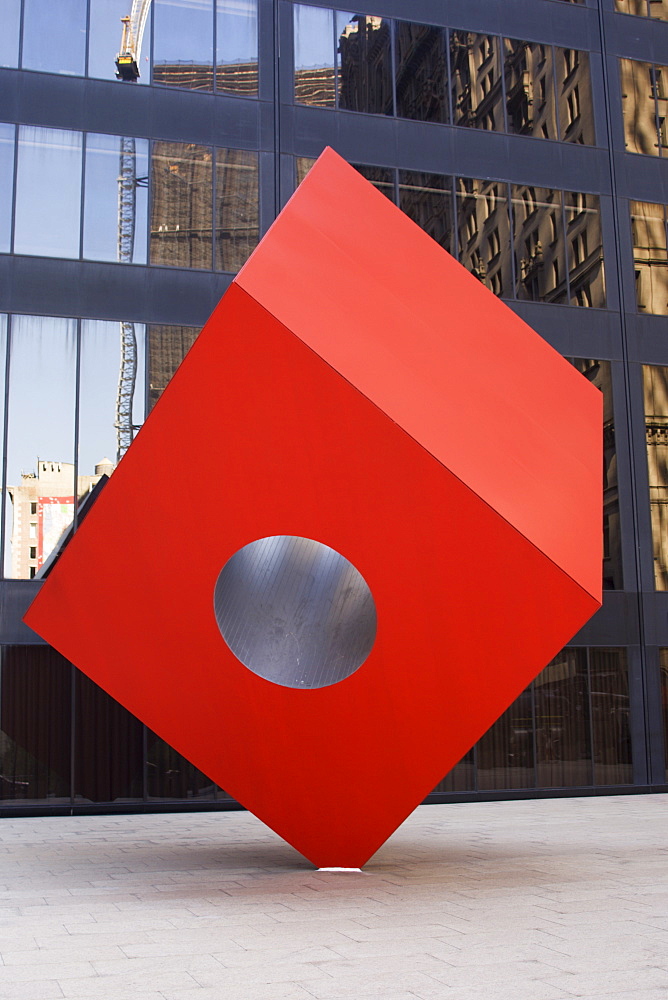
[1,0,668,814]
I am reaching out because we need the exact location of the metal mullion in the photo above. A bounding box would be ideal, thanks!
[551,44,562,143]
[585,647,596,786]
[9,124,18,256]
[149,0,156,85]
[560,187,571,305]
[451,175,459,260]
[213,0,217,92]
[389,15,397,119]
[445,25,453,125]
[333,6,339,110]
[530,676,538,789]
[212,146,217,272]
[79,131,87,261]
[17,0,25,68]
[651,65,663,158]
[506,181,517,300]
[70,662,77,810]
[72,319,82,532]
[0,315,12,579]
[498,34,509,135]
[84,0,91,77]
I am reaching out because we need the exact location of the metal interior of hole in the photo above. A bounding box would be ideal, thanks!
[213,536,377,689]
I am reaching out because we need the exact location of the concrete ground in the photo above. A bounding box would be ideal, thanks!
[0,795,666,1000]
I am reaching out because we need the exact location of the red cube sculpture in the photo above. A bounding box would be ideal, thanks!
[25,148,601,868]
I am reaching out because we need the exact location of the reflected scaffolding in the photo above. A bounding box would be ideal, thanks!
[153,0,214,91]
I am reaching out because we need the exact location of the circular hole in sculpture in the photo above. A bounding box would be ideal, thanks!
[213,536,377,689]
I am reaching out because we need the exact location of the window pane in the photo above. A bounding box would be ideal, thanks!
[620,59,659,156]
[643,364,668,590]
[631,201,668,315]
[294,4,335,108]
[456,177,512,297]
[535,648,592,787]
[216,0,258,96]
[215,148,258,271]
[504,40,557,141]
[450,32,504,131]
[649,0,668,20]
[21,0,86,76]
[153,0,214,90]
[150,141,213,269]
[556,48,595,145]
[0,646,71,804]
[590,649,632,785]
[89,0,151,83]
[660,649,668,781]
[296,156,316,185]
[477,689,535,790]
[352,162,394,200]
[0,0,20,67]
[80,320,146,471]
[431,749,475,793]
[73,672,144,803]
[512,185,566,303]
[83,134,148,264]
[0,123,14,253]
[337,14,393,116]
[146,730,216,800]
[14,126,82,259]
[564,191,606,307]
[148,324,200,411]
[5,316,77,578]
[394,21,448,124]
[615,0,650,13]
[398,171,454,253]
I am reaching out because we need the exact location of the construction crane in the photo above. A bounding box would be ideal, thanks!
[114,0,152,462]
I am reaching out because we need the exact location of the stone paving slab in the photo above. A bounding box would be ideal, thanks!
[0,794,666,1000]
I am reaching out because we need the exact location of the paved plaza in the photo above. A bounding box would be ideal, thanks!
[0,794,667,1000]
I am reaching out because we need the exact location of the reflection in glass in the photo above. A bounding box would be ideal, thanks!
[89,0,151,83]
[5,316,77,578]
[0,0,20,68]
[616,0,668,18]
[399,171,453,253]
[432,749,475,793]
[660,649,668,780]
[150,141,213,268]
[352,163,394,200]
[590,648,632,784]
[394,21,448,124]
[620,59,661,156]
[73,671,143,803]
[148,324,199,411]
[504,40,557,140]
[215,148,259,271]
[512,185,566,303]
[0,646,71,803]
[294,4,335,108]
[14,126,82,259]
[556,48,595,145]
[0,124,14,253]
[631,201,668,315]
[456,177,511,297]
[80,321,146,471]
[146,730,216,799]
[535,649,592,787]
[83,134,149,264]
[478,690,535,790]
[153,0,214,91]
[21,0,86,76]
[296,156,316,185]
[450,32,504,131]
[643,364,668,590]
[217,0,258,96]
[571,359,622,591]
[337,13,393,116]
[564,191,606,307]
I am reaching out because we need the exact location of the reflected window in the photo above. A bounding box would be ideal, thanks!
[456,177,511,297]
[89,0,151,83]
[150,141,214,268]
[148,324,200,410]
[0,124,14,253]
[631,201,668,315]
[294,4,335,108]
[660,649,668,781]
[80,321,146,468]
[512,185,566,303]
[616,0,668,18]
[21,0,86,76]
[556,48,595,145]
[0,0,20,68]
[337,13,393,116]
[153,0,214,91]
[14,126,82,259]
[217,0,258,96]
[643,364,668,590]
[5,316,77,578]
[399,171,454,253]
[215,148,258,271]
[620,58,666,157]
[450,32,504,132]
[504,40,558,141]
[477,690,535,790]
[565,191,605,307]
[352,163,394,201]
[535,649,592,788]
[394,21,448,124]
[84,134,149,264]
[590,649,632,784]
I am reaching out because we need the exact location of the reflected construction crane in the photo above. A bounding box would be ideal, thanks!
[114,0,152,462]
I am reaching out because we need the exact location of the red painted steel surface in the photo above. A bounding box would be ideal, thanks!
[24,148,602,868]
